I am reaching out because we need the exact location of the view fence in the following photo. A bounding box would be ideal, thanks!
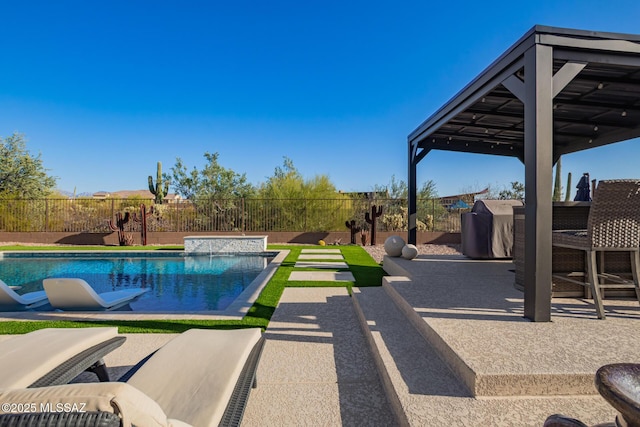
[0,198,470,234]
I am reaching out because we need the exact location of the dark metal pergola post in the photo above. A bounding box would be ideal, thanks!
[408,144,429,245]
[408,143,418,245]
[523,44,554,321]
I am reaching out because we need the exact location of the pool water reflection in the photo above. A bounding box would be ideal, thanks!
[0,253,274,311]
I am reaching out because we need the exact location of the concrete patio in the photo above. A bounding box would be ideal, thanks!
[355,254,640,426]
[9,251,640,426]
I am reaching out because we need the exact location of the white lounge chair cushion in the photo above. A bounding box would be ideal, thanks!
[94,289,148,307]
[0,327,118,390]
[127,328,263,427]
[43,278,148,310]
[0,382,191,427]
[0,279,48,310]
[17,290,47,305]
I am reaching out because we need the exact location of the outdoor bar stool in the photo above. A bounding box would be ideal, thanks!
[552,179,640,319]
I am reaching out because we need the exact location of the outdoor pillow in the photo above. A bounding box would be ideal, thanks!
[0,382,187,427]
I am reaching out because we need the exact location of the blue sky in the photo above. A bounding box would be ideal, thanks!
[2,1,639,197]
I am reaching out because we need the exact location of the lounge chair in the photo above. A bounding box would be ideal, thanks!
[43,278,148,311]
[0,279,48,311]
[0,328,265,427]
[0,327,125,389]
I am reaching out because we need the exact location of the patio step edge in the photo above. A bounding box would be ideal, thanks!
[351,286,471,426]
[382,275,599,397]
[351,287,410,427]
[381,276,478,396]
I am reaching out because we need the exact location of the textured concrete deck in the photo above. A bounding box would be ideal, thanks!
[381,254,640,396]
[241,287,396,426]
[352,253,640,426]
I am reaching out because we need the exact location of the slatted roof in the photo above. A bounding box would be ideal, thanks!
[409,26,640,163]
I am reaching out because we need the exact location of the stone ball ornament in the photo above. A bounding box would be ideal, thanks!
[401,244,418,260]
[384,235,406,257]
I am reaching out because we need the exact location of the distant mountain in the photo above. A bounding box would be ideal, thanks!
[56,190,96,198]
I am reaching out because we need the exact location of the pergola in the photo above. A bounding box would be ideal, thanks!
[408,26,640,321]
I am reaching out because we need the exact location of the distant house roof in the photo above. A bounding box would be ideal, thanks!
[92,190,181,201]
[438,188,489,207]
[338,190,390,199]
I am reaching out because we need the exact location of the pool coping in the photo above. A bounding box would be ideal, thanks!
[0,249,289,321]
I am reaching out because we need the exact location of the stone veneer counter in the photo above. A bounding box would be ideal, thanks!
[184,236,267,254]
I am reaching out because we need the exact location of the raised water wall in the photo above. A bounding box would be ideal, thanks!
[183,235,268,254]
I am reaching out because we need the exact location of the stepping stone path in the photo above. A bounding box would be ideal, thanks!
[293,261,348,269]
[297,254,344,260]
[288,249,355,282]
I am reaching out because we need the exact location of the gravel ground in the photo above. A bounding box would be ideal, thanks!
[362,243,461,264]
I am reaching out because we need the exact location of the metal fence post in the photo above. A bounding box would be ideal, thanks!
[44,199,49,232]
[241,198,245,232]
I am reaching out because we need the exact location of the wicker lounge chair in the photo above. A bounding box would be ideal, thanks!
[0,328,125,390]
[552,179,640,319]
[0,279,48,311]
[0,328,265,427]
[43,278,148,311]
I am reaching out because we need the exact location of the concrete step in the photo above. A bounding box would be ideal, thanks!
[380,255,640,399]
[352,285,616,426]
[241,287,397,426]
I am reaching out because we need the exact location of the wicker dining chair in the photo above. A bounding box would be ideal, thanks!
[552,179,640,319]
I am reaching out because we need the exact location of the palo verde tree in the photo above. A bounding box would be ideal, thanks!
[0,132,57,198]
[169,152,254,200]
[169,152,255,231]
[499,181,525,201]
[370,175,442,231]
[256,157,346,231]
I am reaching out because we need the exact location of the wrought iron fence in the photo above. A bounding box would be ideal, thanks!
[0,197,470,233]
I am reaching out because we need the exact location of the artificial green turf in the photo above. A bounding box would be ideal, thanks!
[0,244,384,334]
[0,245,183,251]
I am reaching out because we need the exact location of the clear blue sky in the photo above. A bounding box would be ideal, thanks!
[2,1,639,197]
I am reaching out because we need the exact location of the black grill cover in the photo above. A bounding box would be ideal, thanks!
[461,200,523,259]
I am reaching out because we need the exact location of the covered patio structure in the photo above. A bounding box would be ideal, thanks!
[408,26,640,321]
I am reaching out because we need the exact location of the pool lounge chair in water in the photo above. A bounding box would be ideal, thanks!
[0,328,265,427]
[43,278,148,311]
[0,279,48,311]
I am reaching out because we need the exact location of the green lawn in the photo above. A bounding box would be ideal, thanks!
[0,244,384,334]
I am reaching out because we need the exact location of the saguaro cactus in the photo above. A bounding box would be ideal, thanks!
[132,204,154,246]
[365,205,383,245]
[564,172,572,202]
[107,211,131,246]
[553,156,562,202]
[148,162,169,204]
[345,220,361,245]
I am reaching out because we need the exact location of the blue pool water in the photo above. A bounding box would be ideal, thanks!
[0,252,274,311]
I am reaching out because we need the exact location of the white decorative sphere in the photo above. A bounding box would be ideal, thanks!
[401,244,418,260]
[384,235,406,257]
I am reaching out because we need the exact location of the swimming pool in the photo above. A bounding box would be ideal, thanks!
[0,252,277,312]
